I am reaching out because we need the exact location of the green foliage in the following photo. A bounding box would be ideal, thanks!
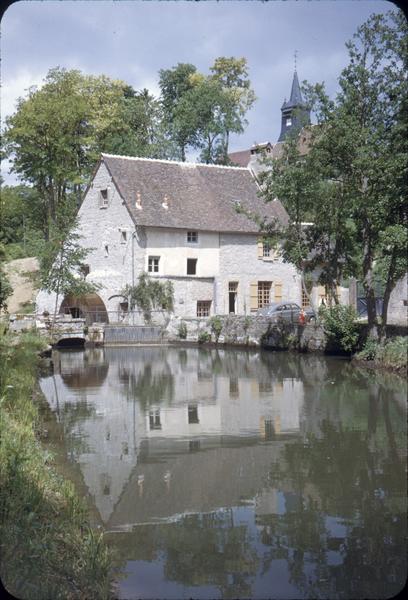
[0,330,113,598]
[198,330,211,344]
[356,336,407,371]
[209,315,223,342]
[38,216,100,322]
[260,10,408,334]
[177,321,188,339]
[0,243,13,311]
[122,272,174,323]
[320,305,359,353]
[1,185,48,255]
[356,337,380,361]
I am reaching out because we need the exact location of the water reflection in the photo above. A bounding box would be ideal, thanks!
[39,347,407,599]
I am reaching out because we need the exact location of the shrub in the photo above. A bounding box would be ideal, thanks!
[198,330,211,344]
[356,337,379,361]
[320,305,359,353]
[378,337,407,370]
[178,321,187,339]
[209,316,223,342]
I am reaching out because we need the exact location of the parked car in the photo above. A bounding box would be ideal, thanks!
[257,302,316,323]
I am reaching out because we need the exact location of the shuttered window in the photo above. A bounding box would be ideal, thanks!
[274,282,283,302]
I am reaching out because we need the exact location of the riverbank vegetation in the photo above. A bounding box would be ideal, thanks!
[0,327,114,599]
[355,336,407,374]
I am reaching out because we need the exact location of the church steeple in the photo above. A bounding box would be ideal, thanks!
[278,69,310,142]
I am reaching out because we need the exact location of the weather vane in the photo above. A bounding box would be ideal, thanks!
[294,49,298,71]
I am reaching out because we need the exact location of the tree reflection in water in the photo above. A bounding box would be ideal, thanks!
[39,347,406,599]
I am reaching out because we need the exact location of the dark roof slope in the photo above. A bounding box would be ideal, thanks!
[228,149,252,167]
[101,154,288,233]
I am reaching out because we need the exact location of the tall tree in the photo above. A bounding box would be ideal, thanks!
[209,57,256,162]
[158,63,199,161]
[260,10,407,337]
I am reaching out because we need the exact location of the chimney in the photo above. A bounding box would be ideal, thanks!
[135,191,142,210]
[162,194,169,209]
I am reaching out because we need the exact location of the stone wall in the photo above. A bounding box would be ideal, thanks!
[165,314,326,351]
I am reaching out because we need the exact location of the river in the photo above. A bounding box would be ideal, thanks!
[38,346,407,599]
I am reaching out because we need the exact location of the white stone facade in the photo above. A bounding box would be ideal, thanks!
[36,161,303,322]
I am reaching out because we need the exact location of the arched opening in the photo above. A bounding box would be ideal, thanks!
[60,293,109,324]
[56,337,86,349]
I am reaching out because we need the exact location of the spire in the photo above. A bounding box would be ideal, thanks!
[277,62,310,143]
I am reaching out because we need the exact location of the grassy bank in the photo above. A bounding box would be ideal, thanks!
[354,336,408,375]
[0,328,114,599]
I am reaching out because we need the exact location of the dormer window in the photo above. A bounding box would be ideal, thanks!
[120,230,127,244]
[187,231,198,243]
[99,188,109,208]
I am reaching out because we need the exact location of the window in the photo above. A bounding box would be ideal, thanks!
[286,117,292,127]
[188,404,199,424]
[149,410,161,430]
[228,281,238,314]
[258,281,272,309]
[262,242,271,257]
[148,256,160,273]
[187,258,197,275]
[301,289,309,309]
[104,244,109,258]
[197,300,211,317]
[120,230,127,244]
[99,188,109,208]
[187,231,198,243]
[119,301,128,313]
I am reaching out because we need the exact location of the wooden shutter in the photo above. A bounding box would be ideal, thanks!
[274,281,283,302]
[257,240,263,258]
[250,282,258,311]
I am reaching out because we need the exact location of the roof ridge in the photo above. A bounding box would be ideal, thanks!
[101,153,249,171]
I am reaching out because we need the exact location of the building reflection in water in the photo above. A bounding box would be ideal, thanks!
[39,346,407,600]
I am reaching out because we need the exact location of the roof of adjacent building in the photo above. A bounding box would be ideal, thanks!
[101,153,289,233]
[228,149,252,168]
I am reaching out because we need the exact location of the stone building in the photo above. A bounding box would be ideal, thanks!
[35,153,302,323]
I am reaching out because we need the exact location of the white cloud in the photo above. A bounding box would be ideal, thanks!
[1,68,46,123]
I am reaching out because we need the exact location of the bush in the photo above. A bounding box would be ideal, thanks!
[178,321,187,339]
[320,305,359,353]
[209,316,223,342]
[355,336,407,372]
[198,330,211,344]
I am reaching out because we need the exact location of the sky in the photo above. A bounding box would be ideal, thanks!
[1,0,397,184]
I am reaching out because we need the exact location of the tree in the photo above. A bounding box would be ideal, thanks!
[260,10,407,337]
[38,215,100,325]
[3,68,132,238]
[209,57,256,162]
[158,63,199,161]
[121,272,174,323]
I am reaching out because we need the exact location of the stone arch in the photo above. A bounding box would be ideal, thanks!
[59,293,109,324]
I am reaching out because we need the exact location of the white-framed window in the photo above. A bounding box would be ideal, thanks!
[148,256,160,273]
[120,230,127,244]
[197,300,211,317]
[286,117,292,127]
[99,188,109,208]
[258,281,272,308]
[187,258,197,275]
[187,231,198,243]
[262,242,271,257]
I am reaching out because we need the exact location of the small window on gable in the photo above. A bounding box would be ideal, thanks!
[99,188,109,208]
[104,244,109,258]
[187,258,197,275]
[187,231,198,243]
[120,230,127,244]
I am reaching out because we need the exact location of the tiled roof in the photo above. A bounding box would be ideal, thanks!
[228,149,252,167]
[101,154,289,233]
